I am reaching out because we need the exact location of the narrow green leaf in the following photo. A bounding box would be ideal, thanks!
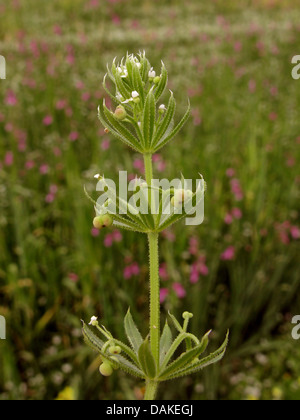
[168,311,184,333]
[138,338,157,379]
[143,89,156,150]
[124,309,144,354]
[98,103,142,152]
[82,322,105,353]
[112,354,145,379]
[141,54,151,83]
[152,92,176,148]
[160,332,189,372]
[158,330,211,380]
[103,74,119,105]
[154,62,168,101]
[153,100,191,152]
[159,322,173,366]
[164,331,229,381]
[102,102,142,152]
[114,68,131,100]
[132,63,145,104]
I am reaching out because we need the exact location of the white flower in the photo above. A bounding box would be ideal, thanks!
[159,104,167,111]
[89,316,98,326]
[148,68,156,78]
[94,174,100,179]
[136,62,141,69]
[122,91,140,104]
[117,66,128,78]
[116,92,123,102]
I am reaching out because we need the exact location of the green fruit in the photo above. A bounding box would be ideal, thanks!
[99,362,113,377]
[114,105,127,121]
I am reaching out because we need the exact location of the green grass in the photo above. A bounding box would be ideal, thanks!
[0,0,300,400]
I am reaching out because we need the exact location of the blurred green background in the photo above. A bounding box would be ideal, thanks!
[0,0,300,400]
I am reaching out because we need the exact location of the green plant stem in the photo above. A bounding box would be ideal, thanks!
[148,231,160,365]
[144,153,153,183]
[144,380,158,400]
[144,153,160,400]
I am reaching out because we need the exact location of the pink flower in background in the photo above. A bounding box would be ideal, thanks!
[190,264,199,284]
[91,227,100,237]
[162,230,176,242]
[53,25,63,36]
[113,230,122,242]
[104,233,114,247]
[159,263,169,281]
[101,138,110,150]
[68,273,79,283]
[56,99,67,110]
[123,266,132,280]
[103,230,122,246]
[5,123,14,132]
[234,41,242,52]
[4,151,14,166]
[188,236,198,255]
[130,262,140,276]
[221,246,235,261]
[153,154,166,172]
[173,282,186,299]
[49,185,58,195]
[25,160,35,170]
[224,213,233,225]
[45,193,55,203]
[290,226,300,239]
[45,184,58,203]
[197,258,209,276]
[269,112,277,121]
[112,15,121,25]
[88,0,99,9]
[232,207,242,219]
[5,90,18,106]
[75,81,85,90]
[230,178,243,201]
[133,158,144,173]
[270,86,278,97]
[226,168,235,177]
[81,92,91,102]
[190,255,209,283]
[69,131,79,142]
[160,288,169,303]
[123,262,140,280]
[286,156,295,167]
[39,164,49,174]
[43,115,53,126]
[248,79,256,93]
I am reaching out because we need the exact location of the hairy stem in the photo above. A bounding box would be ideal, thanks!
[144,380,158,400]
[148,231,160,365]
[144,153,160,400]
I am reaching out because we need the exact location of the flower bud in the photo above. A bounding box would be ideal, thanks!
[114,105,127,121]
[182,311,193,320]
[102,214,113,227]
[109,345,121,355]
[153,76,161,84]
[159,104,167,114]
[99,361,113,377]
[148,68,156,81]
[171,189,193,208]
[89,316,98,326]
[93,215,113,229]
[93,216,104,230]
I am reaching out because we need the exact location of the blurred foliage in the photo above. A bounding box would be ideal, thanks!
[0,0,299,400]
